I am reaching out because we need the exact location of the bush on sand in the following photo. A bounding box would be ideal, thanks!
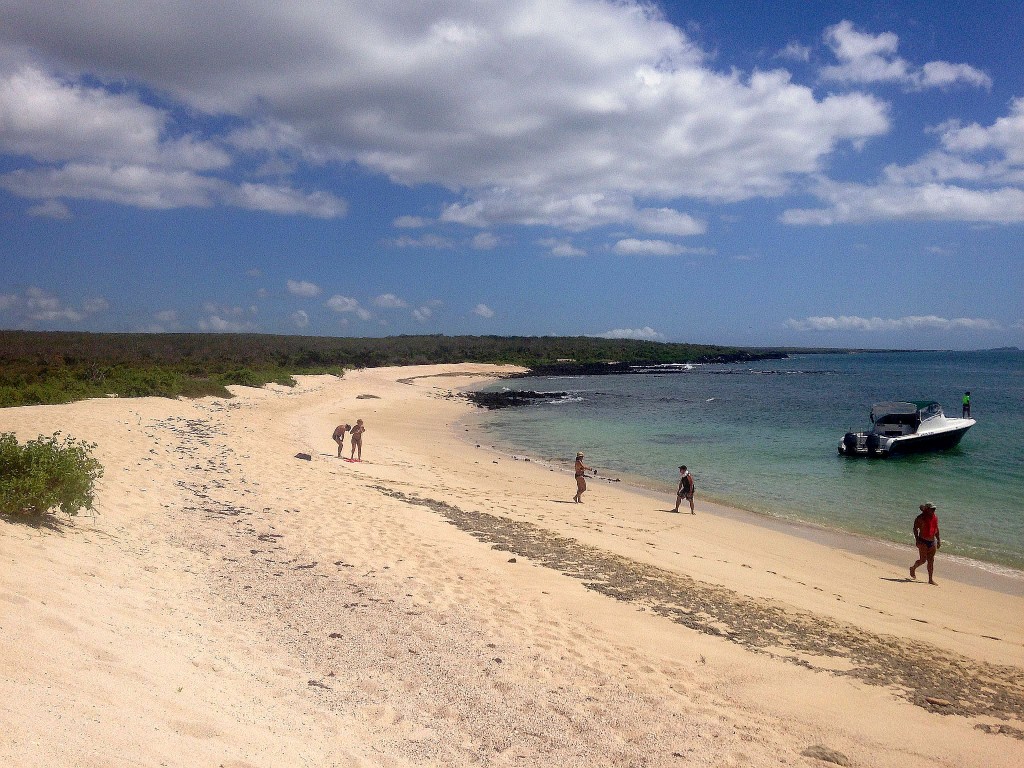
[0,432,104,520]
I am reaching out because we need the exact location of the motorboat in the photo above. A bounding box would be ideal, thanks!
[838,400,974,457]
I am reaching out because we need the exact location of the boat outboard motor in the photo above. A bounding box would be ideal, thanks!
[842,433,858,454]
[866,432,881,455]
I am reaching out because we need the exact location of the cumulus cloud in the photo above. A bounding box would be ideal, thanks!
[784,96,1024,225]
[782,178,1024,225]
[325,294,371,321]
[594,326,665,340]
[612,238,686,256]
[472,303,495,318]
[0,2,890,234]
[154,309,179,324]
[471,232,499,249]
[286,279,321,297]
[198,314,254,332]
[290,309,310,329]
[0,59,346,217]
[391,234,455,249]
[27,199,70,219]
[393,215,428,228]
[820,21,991,90]
[539,238,586,258]
[0,286,108,325]
[373,293,407,309]
[412,300,443,323]
[785,315,1001,332]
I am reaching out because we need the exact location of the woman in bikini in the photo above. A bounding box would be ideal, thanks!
[349,419,365,461]
[573,452,593,503]
[910,502,941,585]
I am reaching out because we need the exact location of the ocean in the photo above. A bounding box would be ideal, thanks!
[472,349,1024,572]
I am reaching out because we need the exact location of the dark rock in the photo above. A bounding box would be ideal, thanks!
[800,745,851,766]
[294,452,312,461]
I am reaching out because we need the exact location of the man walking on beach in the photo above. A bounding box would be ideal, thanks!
[332,423,349,458]
[673,465,696,514]
[910,502,941,585]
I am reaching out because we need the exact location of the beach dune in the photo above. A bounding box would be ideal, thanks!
[1,364,1022,767]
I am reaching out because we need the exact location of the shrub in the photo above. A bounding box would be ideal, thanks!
[0,432,104,519]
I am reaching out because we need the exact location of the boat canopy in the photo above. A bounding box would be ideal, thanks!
[870,401,942,423]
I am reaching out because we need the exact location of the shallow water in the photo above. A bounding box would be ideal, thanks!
[474,350,1024,570]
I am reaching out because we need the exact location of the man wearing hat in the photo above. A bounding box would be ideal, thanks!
[910,502,942,585]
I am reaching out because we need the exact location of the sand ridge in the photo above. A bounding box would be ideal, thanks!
[2,364,1022,767]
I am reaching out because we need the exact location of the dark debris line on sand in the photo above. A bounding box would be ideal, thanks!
[370,486,1024,736]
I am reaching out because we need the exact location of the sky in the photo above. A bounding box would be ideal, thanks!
[0,0,1021,350]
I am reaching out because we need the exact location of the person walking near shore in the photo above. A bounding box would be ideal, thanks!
[910,502,941,585]
[349,419,365,461]
[673,465,696,514]
[332,423,349,458]
[573,452,594,503]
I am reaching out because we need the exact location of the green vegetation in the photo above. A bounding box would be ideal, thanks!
[0,432,104,519]
[0,330,784,407]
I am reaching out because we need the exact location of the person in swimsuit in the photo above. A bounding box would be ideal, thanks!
[910,502,941,585]
[673,465,696,514]
[349,419,365,461]
[332,423,349,457]
[573,452,594,503]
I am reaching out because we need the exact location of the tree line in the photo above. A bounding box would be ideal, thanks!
[0,330,785,407]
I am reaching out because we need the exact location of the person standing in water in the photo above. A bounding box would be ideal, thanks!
[332,423,350,458]
[910,502,941,585]
[673,465,696,514]
[349,419,366,461]
[962,391,971,418]
[573,452,594,503]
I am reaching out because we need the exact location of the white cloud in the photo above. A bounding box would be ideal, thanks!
[594,326,665,341]
[539,238,586,258]
[412,306,433,322]
[0,286,109,324]
[471,232,499,249]
[27,199,70,219]
[785,315,1002,332]
[287,279,321,297]
[472,303,495,318]
[154,309,179,324]
[82,297,109,314]
[820,21,991,90]
[782,178,1024,225]
[373,293,407,309]
[612,238,686,256]
[198,315,253,332]
[326,294,371,321]
[778,42,811,63]
[0,2,890,234]
[391,234,454,249]
[784,97,1024,224]
[0,60,346,217]
[290,309,310,329]
[393,215,428,228]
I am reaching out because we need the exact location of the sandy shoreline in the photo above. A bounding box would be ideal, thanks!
[460,415,1024,598]
[2,364,1022,767]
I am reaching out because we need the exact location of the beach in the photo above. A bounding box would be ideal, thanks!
[2,363,1022,767]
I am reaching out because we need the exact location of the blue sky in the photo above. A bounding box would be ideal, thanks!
[0,0,1021,349]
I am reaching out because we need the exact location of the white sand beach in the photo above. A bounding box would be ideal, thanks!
[2,364,1022,767]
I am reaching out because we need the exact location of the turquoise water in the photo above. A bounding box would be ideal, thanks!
[475,350,1024,571]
